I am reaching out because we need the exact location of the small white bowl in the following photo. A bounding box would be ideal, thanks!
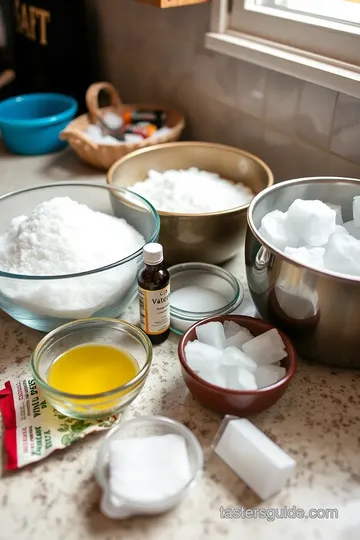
[95,415,204,518]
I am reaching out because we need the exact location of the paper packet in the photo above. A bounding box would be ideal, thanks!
[0,377,119,470]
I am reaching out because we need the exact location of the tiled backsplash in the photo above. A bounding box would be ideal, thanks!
[92,0,360,181]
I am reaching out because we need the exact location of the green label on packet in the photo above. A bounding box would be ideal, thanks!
[0,378,119,470]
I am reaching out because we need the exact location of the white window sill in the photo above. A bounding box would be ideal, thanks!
[205,30,360,99]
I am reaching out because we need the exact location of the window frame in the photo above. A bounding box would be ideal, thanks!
[206,0,360,98]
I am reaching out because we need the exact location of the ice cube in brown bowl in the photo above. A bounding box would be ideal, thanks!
[178,315,297,416]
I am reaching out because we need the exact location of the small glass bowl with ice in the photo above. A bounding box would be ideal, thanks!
[95,416,203,519]
[178,315,296,416]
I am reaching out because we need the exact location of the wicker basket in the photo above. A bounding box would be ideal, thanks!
[60,82,185,170]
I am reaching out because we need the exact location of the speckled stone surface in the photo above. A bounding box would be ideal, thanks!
[0,146,360,540]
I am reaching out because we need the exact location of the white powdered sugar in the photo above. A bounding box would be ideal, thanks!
[0,197,145,318]
[109,434,192,504]
[130,168,254,213]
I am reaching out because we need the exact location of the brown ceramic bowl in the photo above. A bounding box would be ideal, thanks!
[107,142,273,265]
[178,315,297,416]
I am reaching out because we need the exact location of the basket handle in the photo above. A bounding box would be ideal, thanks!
[60,127,99,150]
[86,82,123,123]
[0,69,15,90]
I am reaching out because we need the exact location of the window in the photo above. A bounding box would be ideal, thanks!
[206,0,360,98]
[246,0,360,28]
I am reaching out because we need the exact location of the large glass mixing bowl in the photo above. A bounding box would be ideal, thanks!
[0,183,159,331]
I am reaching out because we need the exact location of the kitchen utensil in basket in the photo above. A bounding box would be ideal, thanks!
[60,82,185,170]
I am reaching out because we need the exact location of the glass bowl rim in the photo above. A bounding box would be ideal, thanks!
[30,317,153,400]
[95,415,204,507]
[169,262,243,318]
[0,182,160,280]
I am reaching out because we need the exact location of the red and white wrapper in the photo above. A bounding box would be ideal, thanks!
[0,378,119,470]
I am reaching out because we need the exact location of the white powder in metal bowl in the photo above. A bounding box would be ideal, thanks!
[0,197,145,319]
[130,168,254,213]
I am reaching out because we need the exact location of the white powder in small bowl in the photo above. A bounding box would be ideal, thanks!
[130,168,254,213]
[0,197,145,319]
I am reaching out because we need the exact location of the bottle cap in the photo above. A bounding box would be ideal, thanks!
[143,243,163,265]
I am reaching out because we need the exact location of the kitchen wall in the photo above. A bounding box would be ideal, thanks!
[93,0,360,181]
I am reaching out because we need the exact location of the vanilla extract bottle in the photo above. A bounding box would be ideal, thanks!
[138,243,170,345]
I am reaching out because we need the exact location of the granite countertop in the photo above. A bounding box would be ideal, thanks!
[0,146,360,540]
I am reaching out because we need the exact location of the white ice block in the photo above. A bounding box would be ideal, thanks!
[286,199,336,246]
[242,328,287,365]
[185,340,222,371]
[344,220,360,240]
[196,321,226,350]
[225,325,254,349]
[214,418,296,500]
[221,347,257,371]
[327,203,343,225]
[284,246,325,269]
[259,210,299,251]
[353,196,360,228]
[109,434,192,504]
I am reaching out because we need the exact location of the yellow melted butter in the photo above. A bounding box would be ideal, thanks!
[48,343,139,395]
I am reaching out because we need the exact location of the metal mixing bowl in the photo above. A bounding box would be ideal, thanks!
[107,142,273,265]
[246,177,360,369]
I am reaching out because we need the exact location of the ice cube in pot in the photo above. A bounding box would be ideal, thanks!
[286,199,336,246]
[284,246,325,269]
[324,233,360,276]
[344,220,360,240]
[259,210,299,251]
[327,203,343,225]
[353,196,360,228]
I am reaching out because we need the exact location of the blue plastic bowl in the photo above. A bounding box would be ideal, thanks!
[0,93,78,155]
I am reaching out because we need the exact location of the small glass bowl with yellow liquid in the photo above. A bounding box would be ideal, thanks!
[31,318,152,420]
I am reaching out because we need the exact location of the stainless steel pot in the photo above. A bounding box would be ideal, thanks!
[245,177,360,368]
